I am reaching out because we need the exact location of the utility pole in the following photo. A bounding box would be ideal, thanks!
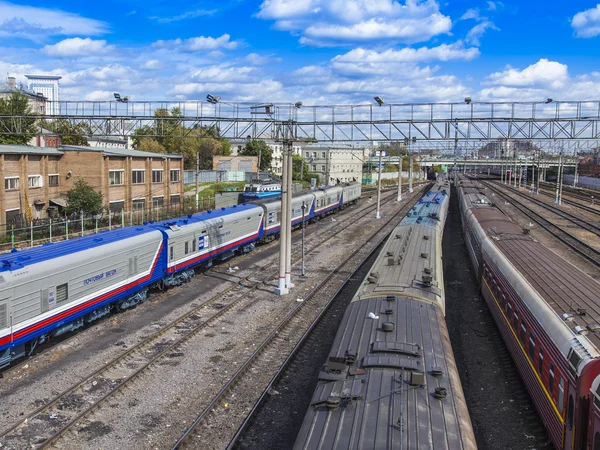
[376,150,383,219]
[301,201,306,276]
[555,152,562,205]
[195,151,200,210]
[285,142,293,289]
[275,142,289,295]
[397,155,402,202]
[409,154,413,193]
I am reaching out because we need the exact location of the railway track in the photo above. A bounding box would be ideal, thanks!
[536,181,600,217]
[490,182,600,237]
[171,186,427,450]
[0,184,424,379]
[481,181,600,267]
[0,185,428,450]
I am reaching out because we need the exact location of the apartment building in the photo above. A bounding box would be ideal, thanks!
[0,144,184,225]
[303,147,364,185]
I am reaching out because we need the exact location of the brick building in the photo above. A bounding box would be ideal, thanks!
[0,144,184,225]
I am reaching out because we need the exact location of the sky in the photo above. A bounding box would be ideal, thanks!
[1,0,599,105]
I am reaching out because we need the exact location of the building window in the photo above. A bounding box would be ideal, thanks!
[312,152,317,158]
[321,165,326,172]
[132,199,146,211]
[170,169,180,183]
[322,152,326,158]
[48,174,59,187]
[152,170,163,183]
[109,201,125,214]
[312,165,317,171]
[152,196,164,208]
[4,177,19,191]
[170,194,181,206]
[109,170,124,186]
[132,170,145,184]
[305,152,309,158]
[28,175,42,188]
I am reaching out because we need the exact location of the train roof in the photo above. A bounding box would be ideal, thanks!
[493,232,600,349]
[355,182,449,308]
[0,203,260,272]
[294,295,476,450]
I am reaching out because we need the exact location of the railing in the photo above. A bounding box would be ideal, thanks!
[0,196,215,253]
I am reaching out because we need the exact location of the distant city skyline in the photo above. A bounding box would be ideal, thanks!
[0,0,599,104]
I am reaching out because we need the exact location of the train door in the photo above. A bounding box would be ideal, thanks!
[0,297,11,367]
[563,382,576,449]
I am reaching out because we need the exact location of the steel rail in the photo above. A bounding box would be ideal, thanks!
[492,182,600,236]
[482,182,600,267]
[22,186,420,449]
[172,185,430,449]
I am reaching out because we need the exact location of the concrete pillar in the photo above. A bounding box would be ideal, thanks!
[396,156,402,202]
[285,144,293,289]
[408,155,413,193]
[275,144,289,295]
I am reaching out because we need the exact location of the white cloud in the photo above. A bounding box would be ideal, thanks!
[333,43,480,65]
[466,20,499,45]
[486,59,568,89]
[460,8,480,20]
[245,53,281,65]
[153,9,217,24]
[84,90,116,101]
[572,4,600,38]
[152,34,239,52]
[168,80,284,102]
[141,59,161,69]
[0,1,107,40]
[257,0,452,46]
[42,38,113,57]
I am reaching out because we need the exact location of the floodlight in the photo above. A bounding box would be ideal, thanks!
[206,94,221,104]
[374,96,384,106]
[464,97,472,105]
[545,98,553,103]
[114,93,121,100]
[295,101,303,108]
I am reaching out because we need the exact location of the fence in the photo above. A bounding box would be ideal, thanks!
[183,170,256,185]
[0,195,216,254]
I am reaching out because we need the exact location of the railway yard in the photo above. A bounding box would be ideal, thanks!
[1,175,600,450]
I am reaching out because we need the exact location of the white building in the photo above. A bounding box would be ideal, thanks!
[25,75,61,116]
[303,146,364,185]
[229,139,302,176]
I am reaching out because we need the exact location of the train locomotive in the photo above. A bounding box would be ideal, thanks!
[0,183,360,369]
[457,175,600,450]
[294,178,477,450]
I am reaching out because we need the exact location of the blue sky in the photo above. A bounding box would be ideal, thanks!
[1,0,599,104]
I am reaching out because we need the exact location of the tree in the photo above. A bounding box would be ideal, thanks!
[0,91,36,145]
[39,119,91,146]
[292,155,316,185]
[136,137,166,155]
[65,178,104,216]
[240,140,272,171]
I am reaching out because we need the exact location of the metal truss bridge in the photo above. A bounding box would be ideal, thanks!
[2,99,600,147]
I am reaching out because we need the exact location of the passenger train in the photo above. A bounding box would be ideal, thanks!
[0,183,361,369]
[457,175,600,450]
[242,181,281,202]
[294,177,477,450]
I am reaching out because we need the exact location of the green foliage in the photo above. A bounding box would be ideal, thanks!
[0,91,36,145]
[132,107,230,169]
[292,154,317,185]
[239,140,272,171]
[65,178,104,216]
[378,142,407,156]
[39,119,91,146]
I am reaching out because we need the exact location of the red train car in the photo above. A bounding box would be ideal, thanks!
[457,176,600,450]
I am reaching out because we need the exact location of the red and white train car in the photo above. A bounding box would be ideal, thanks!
[457,177,600,450]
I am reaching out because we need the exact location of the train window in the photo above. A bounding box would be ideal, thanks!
[529,334,536,360]
[56,283,68,305]
[192,239,196,253]
[513,311,519,329]
[520,321,527,342]
[538,347,544,374]
[558,377,565,412]
[568,349,582,377]
[501,294,506,309]
[507,304,513,323]
[568,395,574,430]
[170,246,174,261]
[594,432,600,450]
[549,363,555,395]
[185,242,189,255]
